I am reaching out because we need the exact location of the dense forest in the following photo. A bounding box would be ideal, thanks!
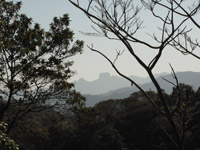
[3,84,200,150]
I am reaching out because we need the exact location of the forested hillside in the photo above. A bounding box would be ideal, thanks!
[8,84,200,150]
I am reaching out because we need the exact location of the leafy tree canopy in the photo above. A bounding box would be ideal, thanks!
[0,122,19,150]
[0,0,85,130]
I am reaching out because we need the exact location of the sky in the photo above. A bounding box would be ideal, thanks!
[12,0,200,81]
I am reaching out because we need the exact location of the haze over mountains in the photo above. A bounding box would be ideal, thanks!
[73,72,200,106]
[73,72,167,95]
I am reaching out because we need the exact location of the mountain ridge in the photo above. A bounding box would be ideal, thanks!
[77,71,200,106]
[73,72,168,95]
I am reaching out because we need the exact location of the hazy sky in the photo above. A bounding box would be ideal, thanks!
[12,0,200,81]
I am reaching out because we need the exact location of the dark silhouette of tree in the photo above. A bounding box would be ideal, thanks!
[0,0,85,132]
[68,0,200,149]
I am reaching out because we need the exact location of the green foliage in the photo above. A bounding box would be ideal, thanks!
[11,109,77,150]
[0,0,85,128]
[7,84,200,150]
[0,122,19,150]
[91,126,126,150]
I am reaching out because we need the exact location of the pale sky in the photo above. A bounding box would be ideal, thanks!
[12,0,200,81]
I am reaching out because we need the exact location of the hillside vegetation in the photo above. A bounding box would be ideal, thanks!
[8,84,200,150]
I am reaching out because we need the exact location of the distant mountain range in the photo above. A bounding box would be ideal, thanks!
[73,72,168,95]
[73,72,200,107]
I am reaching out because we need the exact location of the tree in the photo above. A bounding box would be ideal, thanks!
[68,0,200,150]
[0,122,19,150]
[0,0,85,132]
[11,108,76,150]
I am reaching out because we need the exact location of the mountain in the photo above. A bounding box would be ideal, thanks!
[73,72,167,95]
[82,71,200,107]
